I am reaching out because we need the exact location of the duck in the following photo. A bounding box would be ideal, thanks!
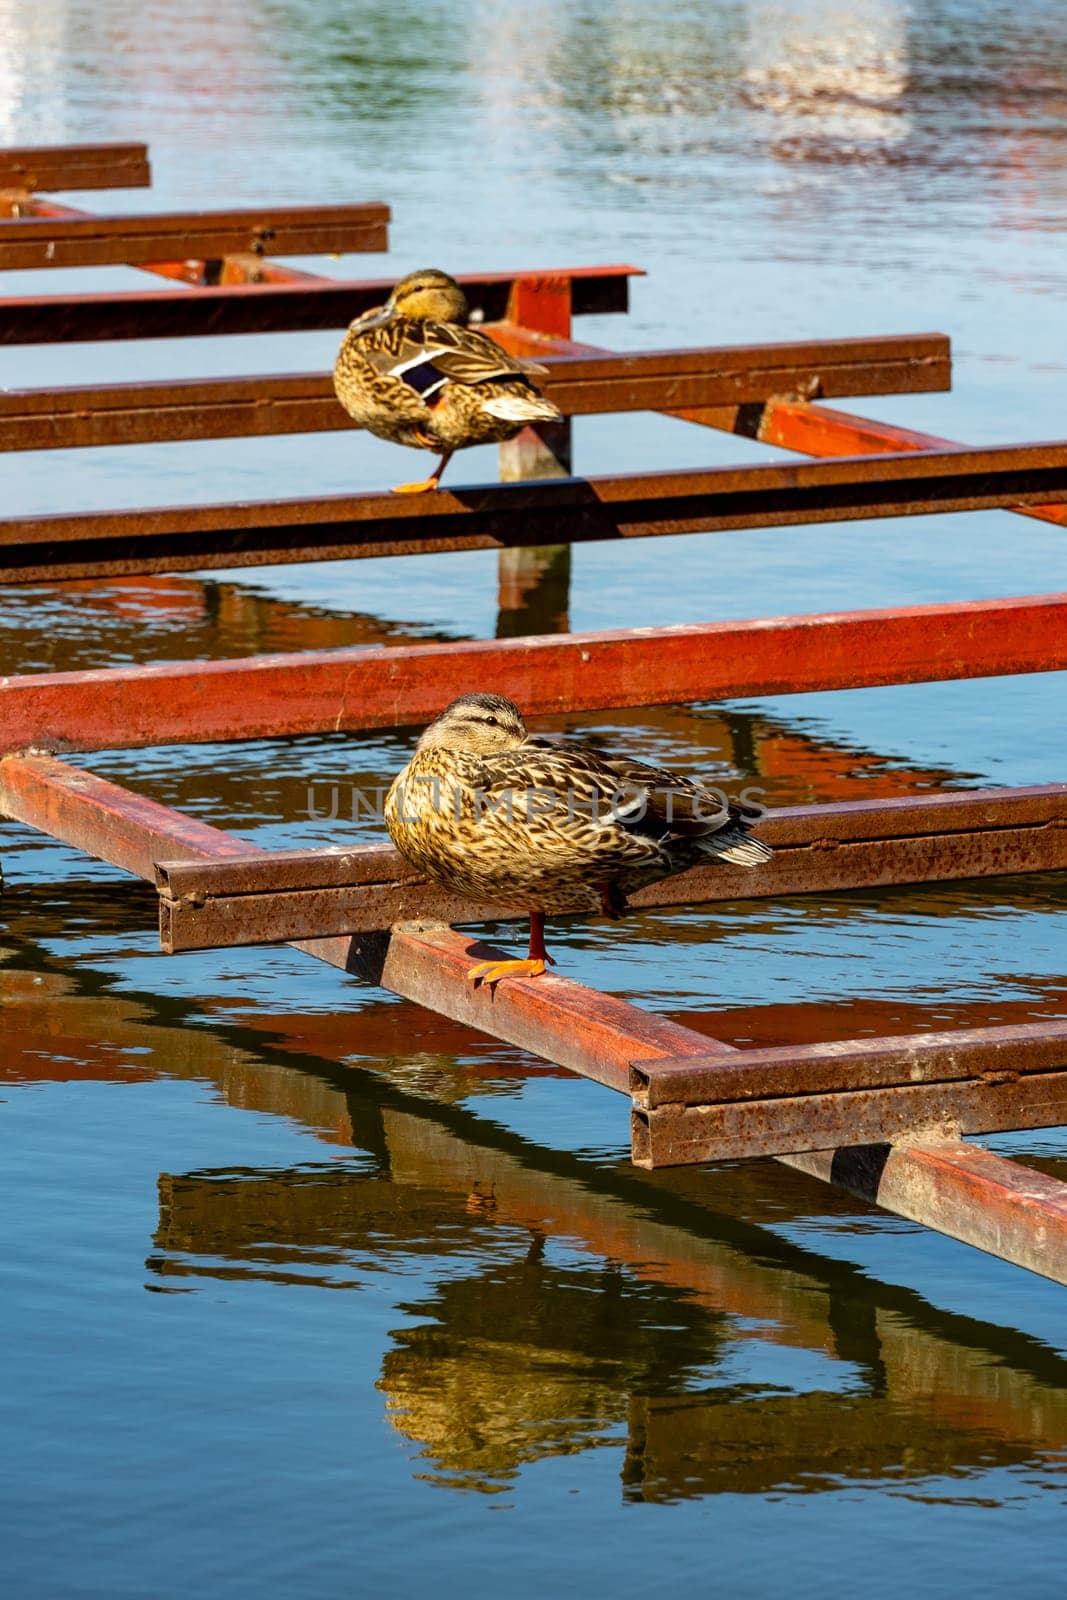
[333,268,564,493]
[384,693,773,985]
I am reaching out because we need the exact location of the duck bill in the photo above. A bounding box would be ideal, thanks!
[347,301,393,332]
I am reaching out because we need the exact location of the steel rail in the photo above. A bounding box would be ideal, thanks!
[0,334,950,453]
[0,203,390,269]
[494,326,1067,533]
[151,786,1067,952]
[4,441,1067,584]
[1,749,1064,1279]
[0,265,639,343]
[748,398,1067,532]
[2,593,1063,755]
[631,1023,1067,1163]
[0,141,151,194]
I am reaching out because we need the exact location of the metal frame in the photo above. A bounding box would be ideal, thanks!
[2,142,1065,1284]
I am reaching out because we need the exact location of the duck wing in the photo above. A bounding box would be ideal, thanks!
[517,743,771,862]
[362,319,549,390]
[463,743,666,870]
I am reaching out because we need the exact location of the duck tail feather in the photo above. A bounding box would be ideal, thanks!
[700,827,774,867]
[481,393,564,423]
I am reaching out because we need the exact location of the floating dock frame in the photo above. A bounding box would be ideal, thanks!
[2,142,1065,1284]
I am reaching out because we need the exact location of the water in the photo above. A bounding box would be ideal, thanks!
[2,3,1066,1596]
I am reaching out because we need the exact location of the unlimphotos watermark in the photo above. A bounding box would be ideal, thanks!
[302,779,767,826]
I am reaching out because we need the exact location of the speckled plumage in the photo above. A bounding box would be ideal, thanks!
[333,269,562,489]
[385,694,773,929]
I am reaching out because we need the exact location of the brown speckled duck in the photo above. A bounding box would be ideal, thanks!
[385,693,773,985]
[333,268,564,493]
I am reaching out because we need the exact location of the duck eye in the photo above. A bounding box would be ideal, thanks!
[483,715,499,727]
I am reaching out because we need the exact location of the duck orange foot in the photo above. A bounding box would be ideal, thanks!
[391,446,453,494]
[467,955,555,986]
[391,476,442,495]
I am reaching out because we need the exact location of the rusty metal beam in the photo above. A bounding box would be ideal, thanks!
[0,265,639,343]
[2,593,1063,755]
[0,203,390,269]
[5,441,1067,584]
[490,325,1067,536]
[0,142,151,194]
[354,925,1067,1283]
[781,1144,1067,1282]
[752,398,1067,533]
[152,786,1067,951]
[0,334,950,453]
[630,1023,1067,1163]
[0,754,251,879]
[2,751,1064,1280]
[0,194,351,290]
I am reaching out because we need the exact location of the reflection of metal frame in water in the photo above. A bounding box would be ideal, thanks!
[142,1042,1067,1499]
[2,140,1066,1286]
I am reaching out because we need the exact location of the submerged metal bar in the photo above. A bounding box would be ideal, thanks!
[0,265,640,343]
[0,141,151,194]
[2,751,1064,1281]
[153,785,1067,951]
[2,593,1063,755]
[0,334,950,453]
[4,441,1067,583]
[0,203,389,269]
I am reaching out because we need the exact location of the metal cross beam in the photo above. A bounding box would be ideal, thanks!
[0,202,390,270]
[0,334,950,452]
[1,749,1064,1281]
[150,785,1067,952]
[3,442,1067,584]
[2,594,1063,754]
[631,1023,1067,1163]
[0,265,640,342]
[0,141,151,193]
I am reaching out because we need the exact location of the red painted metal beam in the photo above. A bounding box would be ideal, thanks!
[350,925,1067,1282]
[2,751,1064,1280]
[782,1144,1067,1279]
[0,193,352,290]
[153,785,1067,951]
[2,593,1063,755]
[637,1022,1067,1104]
[0,755,251,879]
[0,265,640,343]
[493,326,1067,535]
[754,398,1067,532]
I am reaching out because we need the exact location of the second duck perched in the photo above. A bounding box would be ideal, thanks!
[385,693,773,985]
[333,268,564,493]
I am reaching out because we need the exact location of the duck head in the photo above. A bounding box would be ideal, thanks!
[415,693,528,755]
[348,268,470,333]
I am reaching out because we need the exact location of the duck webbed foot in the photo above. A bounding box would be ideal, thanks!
[468,956,551,986]
[467,912,556,987]
[391,448,454,494]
